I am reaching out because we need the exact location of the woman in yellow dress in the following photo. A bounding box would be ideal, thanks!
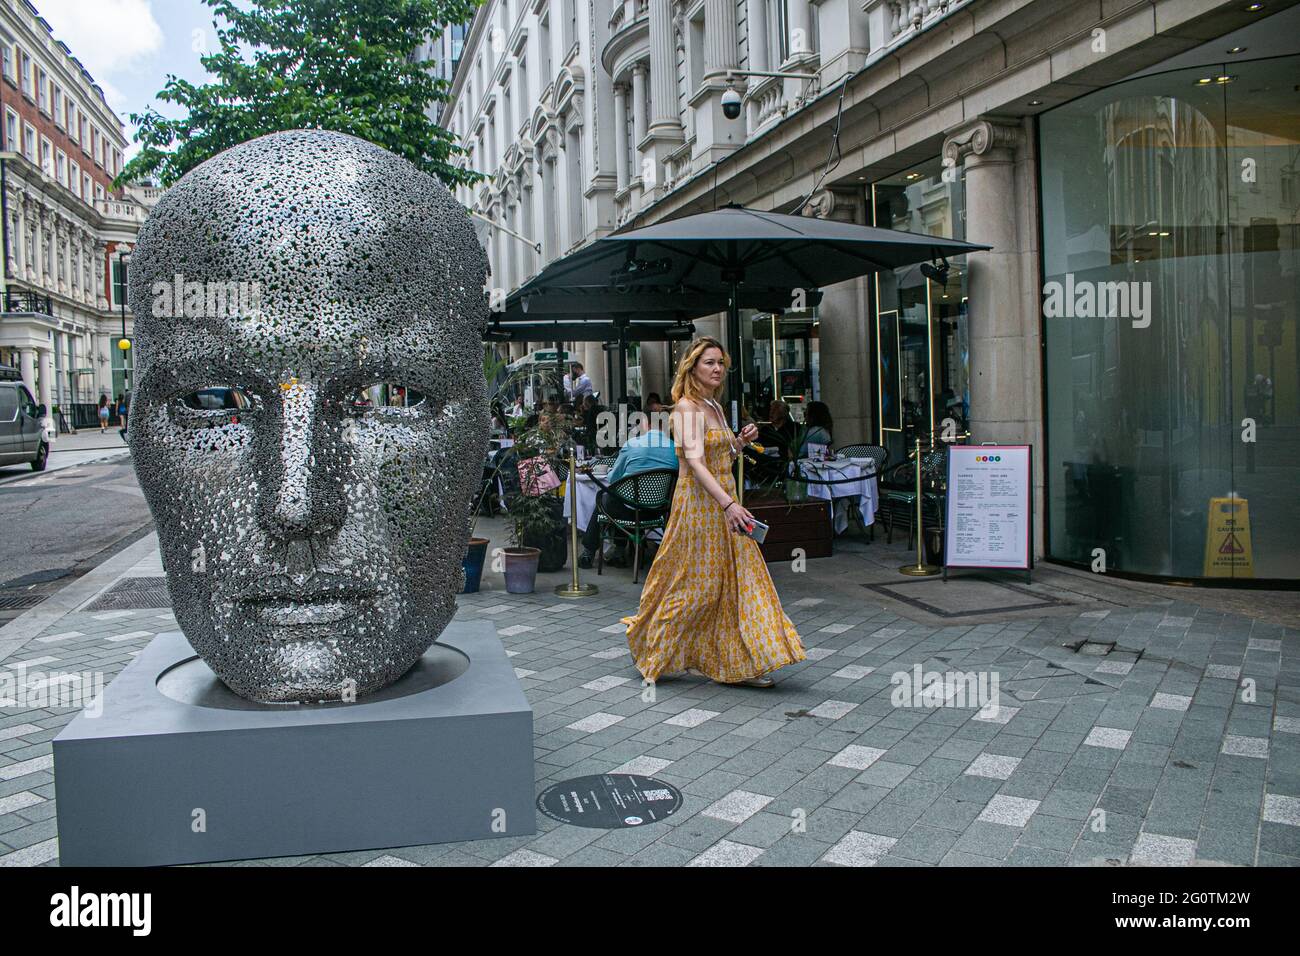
[621,337,805,687]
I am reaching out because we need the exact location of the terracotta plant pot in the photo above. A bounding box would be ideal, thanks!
[502,546,541,594]
[462,537,490,593]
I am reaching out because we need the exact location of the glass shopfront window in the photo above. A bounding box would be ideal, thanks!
[740,307,820,421]
[871,158,970,465]
[1040,55,1300,582]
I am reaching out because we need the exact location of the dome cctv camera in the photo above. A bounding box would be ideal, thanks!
[721,86,742,120]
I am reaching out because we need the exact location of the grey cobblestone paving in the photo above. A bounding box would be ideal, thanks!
[0,534,1298,867]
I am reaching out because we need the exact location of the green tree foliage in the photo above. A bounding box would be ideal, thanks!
[118,0,483,189]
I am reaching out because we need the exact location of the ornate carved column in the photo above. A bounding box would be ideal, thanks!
[94,240,108,311]
[22,197,36,283]
[55,216,68,294]
[4,189,19,278]
[82,234,94,305]
[612,82,629,192]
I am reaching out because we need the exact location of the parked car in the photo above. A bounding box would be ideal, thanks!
[0,371,48,471]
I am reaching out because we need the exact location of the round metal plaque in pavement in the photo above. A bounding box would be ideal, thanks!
[537,774,683,829]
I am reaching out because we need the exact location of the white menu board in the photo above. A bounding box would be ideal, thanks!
[944,445,1032,570]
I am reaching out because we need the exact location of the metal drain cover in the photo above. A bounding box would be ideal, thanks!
[0,593,45,610]
[84,577,172,611]
[537,774,683,829]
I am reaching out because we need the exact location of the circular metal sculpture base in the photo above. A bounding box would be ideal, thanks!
[899,563,941,576]
[554,582,599,598]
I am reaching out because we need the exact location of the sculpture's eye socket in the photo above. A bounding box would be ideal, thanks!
[346,384,441,414]
[174,386,262,425]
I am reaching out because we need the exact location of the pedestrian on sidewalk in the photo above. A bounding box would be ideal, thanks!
[116,394,129,442]
[97,394,110,434]
[621,337,805,688]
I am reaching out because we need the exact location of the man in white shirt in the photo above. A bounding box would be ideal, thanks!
[564,362,593,402]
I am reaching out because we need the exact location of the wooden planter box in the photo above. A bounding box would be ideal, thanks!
[745,491,833,563]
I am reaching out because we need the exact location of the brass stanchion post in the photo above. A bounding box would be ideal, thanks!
[900,437,939,576]
[737,435,744,509]
[556,446,598,597]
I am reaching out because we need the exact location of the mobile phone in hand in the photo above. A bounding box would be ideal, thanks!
[738,517,770,544]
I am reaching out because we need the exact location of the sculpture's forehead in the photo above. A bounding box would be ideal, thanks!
[134,132,478,308]
[146,306,463,372]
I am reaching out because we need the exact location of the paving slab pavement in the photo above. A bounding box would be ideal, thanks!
[0,514,1296,866]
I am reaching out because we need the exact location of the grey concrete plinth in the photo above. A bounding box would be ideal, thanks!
[52,619,535,866]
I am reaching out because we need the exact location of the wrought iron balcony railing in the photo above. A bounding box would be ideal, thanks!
[2,290,55,315]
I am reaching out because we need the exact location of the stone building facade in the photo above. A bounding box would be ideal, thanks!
[0,0,157,428]
[439,0,1300,583]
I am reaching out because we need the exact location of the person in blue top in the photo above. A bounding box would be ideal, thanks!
[579,420,678,568]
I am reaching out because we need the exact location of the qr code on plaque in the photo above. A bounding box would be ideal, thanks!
[641,788,673,802]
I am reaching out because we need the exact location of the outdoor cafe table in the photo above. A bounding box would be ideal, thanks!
[561,472,602,531]
[797,457,878,534]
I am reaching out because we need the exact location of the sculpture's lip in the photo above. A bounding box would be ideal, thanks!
[241,595,379,626]
[238,587,381,603]
[236,577,384,604]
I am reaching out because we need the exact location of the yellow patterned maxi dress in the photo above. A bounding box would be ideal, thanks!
[621,427,806,683]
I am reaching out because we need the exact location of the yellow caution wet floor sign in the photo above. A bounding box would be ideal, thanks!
[1203,496,1253,577]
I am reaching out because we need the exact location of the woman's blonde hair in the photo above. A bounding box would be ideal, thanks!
[669,336,729,405]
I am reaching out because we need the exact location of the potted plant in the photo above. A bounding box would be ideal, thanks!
[507,409,573,574]
[501,482,566,592]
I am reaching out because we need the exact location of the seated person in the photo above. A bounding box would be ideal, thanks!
[798,401,834,457]
[758,399,798,459]
[578,421,678,568]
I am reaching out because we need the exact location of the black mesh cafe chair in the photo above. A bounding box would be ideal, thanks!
[593,468,678,584]
[878,446,948,550]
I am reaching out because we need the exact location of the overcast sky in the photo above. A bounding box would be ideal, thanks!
[35,0,217,158]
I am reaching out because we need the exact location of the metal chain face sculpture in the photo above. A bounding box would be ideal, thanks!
[128,130,490,703]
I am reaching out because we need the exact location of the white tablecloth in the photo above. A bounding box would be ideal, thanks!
[798,459,878,534]
[561,473,602,531]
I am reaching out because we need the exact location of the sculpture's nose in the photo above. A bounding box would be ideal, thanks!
[258,378,347,538]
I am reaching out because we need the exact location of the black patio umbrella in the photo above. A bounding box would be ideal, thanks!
[522,203,991,406]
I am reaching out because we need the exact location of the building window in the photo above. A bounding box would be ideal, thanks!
[83,172,92,202]
[111,257,128,307]
[4,108,16,152]
[19,50,31,96]
[1039,54,1300,582]
[22,122,35,162]
[1,42,12,82]
[40,136,52,177]
[64,98,73,133]
[52,86,62,127]
[79,115,87,149]
[70,159,80,198]
[55,149,66,185]
[37,68,48,112]
[94,182,104,202]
